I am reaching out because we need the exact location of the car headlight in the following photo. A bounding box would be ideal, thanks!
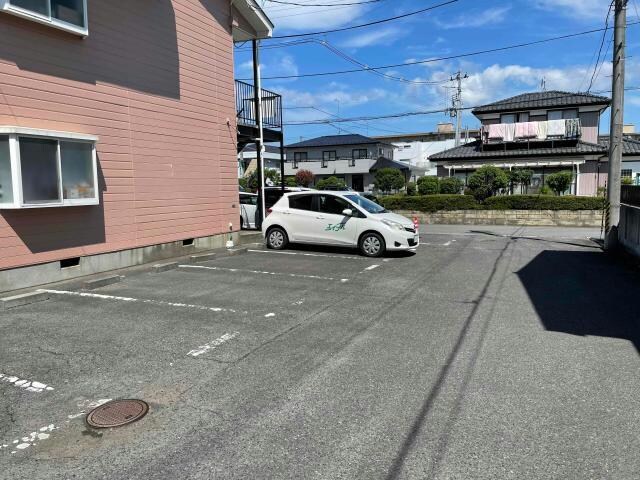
[382,219,405,231]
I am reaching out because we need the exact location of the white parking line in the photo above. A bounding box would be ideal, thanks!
[180,265,350,283]
[363,264,381,271]
[39,289,240,314]
[247,249,366,260]
[0,424,57,454]
[187,332,239,357]
[0,373,54,393]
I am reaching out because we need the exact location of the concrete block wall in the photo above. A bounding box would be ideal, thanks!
[620,205,640,258]
[395,210,603,227]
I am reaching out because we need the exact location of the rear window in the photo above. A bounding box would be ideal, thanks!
[288,194,315,211]
[265,190,283,208]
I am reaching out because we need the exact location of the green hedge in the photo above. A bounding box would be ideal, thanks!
[483,195,605,211]
[380,194,605,212]
[380,195,479,212]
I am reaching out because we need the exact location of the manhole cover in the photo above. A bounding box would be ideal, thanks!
[86,399,149,429]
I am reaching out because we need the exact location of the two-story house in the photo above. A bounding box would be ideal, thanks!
[0,0,276,291]
[430,91,612,195]
[283,134,401,192]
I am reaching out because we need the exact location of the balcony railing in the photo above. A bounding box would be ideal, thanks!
[481,119,582,144]
[235,80,282,130]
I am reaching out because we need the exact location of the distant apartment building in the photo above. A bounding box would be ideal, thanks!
[0,0,275,291]
[373,123,479,178]
[283,134,400,192]
[431,91,614,195]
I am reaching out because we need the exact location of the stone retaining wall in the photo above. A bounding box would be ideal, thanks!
[395,210,603,227]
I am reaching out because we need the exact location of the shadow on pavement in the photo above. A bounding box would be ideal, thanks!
[284,243,416,258]
[518,250,640,353]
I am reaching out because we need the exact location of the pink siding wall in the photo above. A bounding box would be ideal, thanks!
[578,160,608,196]
[0,0,239,270]
[579,111,600,144]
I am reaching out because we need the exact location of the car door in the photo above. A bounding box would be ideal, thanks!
[286,194,318,243]
[312,194,361,246]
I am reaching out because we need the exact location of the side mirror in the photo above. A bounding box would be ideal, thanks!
[342,208,353,216]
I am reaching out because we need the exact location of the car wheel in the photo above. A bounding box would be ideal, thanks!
[359,232,385,257]
[267,227,288,250]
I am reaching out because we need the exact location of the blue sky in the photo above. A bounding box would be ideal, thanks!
[234,0,640,143]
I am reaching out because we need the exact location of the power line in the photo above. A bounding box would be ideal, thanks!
[587,1,614,93]
[240,21,640,81]
[267,0,458,39]
[282,88,640,126]
[266,0,383,6]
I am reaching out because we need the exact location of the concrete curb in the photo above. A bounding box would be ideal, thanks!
[152,262,179,273]
[1,291,50,310]
[83,275,122,290]
[190,253,217,263]
[226,247,249,257]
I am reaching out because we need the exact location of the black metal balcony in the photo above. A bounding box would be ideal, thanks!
[235,79,282,131]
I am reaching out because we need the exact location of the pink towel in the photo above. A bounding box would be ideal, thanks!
[488,123,505,139]
[515,123,528,138]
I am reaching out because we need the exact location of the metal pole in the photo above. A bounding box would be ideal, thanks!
[280,138,285,194]
[455,72,462,147]
[605,0,627,251]
[252,39,266,229]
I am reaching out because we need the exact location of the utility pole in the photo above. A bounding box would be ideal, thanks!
[450,71,468,147]
[605,0,627,251]
[252,39,266,229]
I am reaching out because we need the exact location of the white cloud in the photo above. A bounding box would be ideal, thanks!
[263,4,365,32]
[534,0,610,19]
[435,6,511,29]
[278,85,391,109]
[340,27,404,49]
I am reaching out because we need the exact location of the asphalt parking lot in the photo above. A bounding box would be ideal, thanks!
[2,225,640,479]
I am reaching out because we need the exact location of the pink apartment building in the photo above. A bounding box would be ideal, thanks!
[0,0,274,292]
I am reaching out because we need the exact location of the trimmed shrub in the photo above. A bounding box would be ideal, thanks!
[546,170,574,195]
[239,177,248,190]
[417,176,440,195]
[380,194,479,212]
[380,194,605,212]
[483,195,605,211]
[539,185,553,195]
[406,181,417,196]
[295,169,315,187]
[375,168,406,194]
[285,176,298,187]
[316,176,347,190]
[439,177,464,194]
[467,165,509,201]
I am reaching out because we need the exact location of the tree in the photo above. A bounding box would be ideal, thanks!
[439,177,463,194]
[374,168,405,194]
[238,177,248,191]
[406,181,417,196]
[546,171,574,196]
[508,168,534,194]
[316,176,347,190]
[247,168,281,191]
[295,169,315,187]
[417,176,440,195]
[467,165,509,201]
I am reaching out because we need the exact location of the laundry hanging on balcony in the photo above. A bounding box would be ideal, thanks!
[515,122,537,139]
[546,119,566,137]
[565,118,582,139]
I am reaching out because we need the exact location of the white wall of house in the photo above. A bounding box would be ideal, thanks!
[388,138,475,178]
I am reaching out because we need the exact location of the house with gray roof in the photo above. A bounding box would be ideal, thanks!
[283,134,401,192]
[430,91,613,195]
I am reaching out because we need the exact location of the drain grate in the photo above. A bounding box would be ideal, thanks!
[86,399,149,429]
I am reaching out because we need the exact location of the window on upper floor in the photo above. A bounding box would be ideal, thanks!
[293,152,307,169]
[353,149,368,159]
[0,128,99,209]
[622,169,633,178]
[2,0,88,36]
[500,112,529,124]
[321,151,336,168]
[548,109,578,120]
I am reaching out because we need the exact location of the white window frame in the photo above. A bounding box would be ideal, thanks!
[1,0,88,37]
[0,127,99,209]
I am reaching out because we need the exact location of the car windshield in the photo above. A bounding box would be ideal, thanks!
[345,195,386,214]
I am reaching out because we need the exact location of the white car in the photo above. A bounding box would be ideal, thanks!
[240,192,258,229]
[262,191,419,257]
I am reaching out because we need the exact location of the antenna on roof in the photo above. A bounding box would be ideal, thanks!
[540,77,547,91]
